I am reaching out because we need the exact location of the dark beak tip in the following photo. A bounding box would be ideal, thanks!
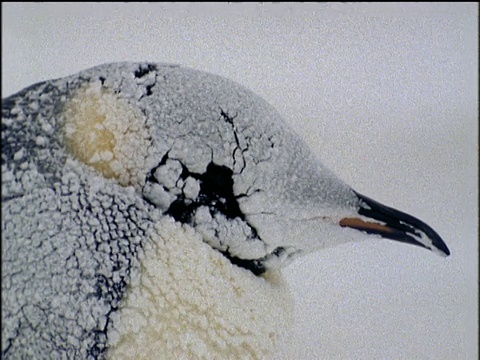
[438,243,451,257]
[353,191,451,258]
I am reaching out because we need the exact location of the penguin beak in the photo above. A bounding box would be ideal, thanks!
[339,192,450,257]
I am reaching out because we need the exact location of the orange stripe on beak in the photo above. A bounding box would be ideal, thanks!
[339,217,394,233]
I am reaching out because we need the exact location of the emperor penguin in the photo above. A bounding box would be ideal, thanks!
[1,62,449,359]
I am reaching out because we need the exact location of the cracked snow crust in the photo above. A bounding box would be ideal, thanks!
[2,62,359,358]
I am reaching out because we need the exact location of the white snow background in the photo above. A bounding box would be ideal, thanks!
[2,3,478,359]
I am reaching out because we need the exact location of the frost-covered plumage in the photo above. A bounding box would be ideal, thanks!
[1,62,449,358]
[107,218,292,359]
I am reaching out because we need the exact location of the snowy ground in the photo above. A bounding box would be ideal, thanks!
[2,3,477,359]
